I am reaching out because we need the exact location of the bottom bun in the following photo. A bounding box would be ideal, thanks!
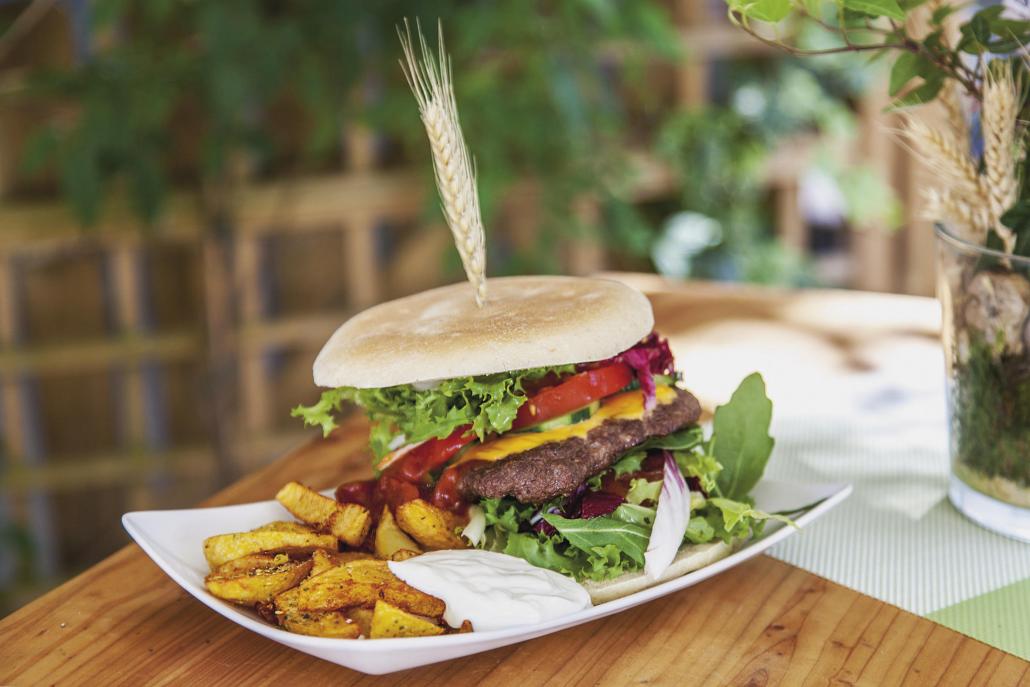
[579,541,734,604]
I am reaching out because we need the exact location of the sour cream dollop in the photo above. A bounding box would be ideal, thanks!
[388,550,592,632]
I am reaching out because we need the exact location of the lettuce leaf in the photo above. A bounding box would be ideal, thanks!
[292,365,574,462]
[626,478,663,505]
[712,372,775,499]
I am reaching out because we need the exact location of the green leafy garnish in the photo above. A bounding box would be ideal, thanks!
[292,365,574,463]
[542,514,651,566]
[712,372,775,500]
[625,478,663,505]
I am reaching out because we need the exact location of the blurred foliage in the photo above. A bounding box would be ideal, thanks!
[17,0,889,282]
[20,0,677,268]
[653,59,898,283]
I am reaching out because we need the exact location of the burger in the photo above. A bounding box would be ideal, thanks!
[293,275,782,603]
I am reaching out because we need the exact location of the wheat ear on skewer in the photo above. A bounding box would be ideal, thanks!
[398,20,487,307]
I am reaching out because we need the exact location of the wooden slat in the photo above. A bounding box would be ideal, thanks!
[1,445,214,491]
[852,81,898,292]
[109,244,153,509]
[343,215,380,309]
[0,332,199,375]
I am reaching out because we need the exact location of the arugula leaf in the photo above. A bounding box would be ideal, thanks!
[712,372,775,500]
[637,425,704,452]
[292,365,574,463]
[542,514,651,566]
[613,503,656,527]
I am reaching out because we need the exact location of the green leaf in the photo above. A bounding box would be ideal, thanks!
[684,515,716,544]
[888,52,921,96]
[841,0,905,20]
[636,425,705,452]
[712,372,775,499]
[707,497,797,531]
[542,513,652,565]
[610,450,646,478]
[730,0,791,23]
[613,503,656,527]
[626,478,663,505]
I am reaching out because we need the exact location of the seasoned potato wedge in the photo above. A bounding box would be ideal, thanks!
[252,521,312,534]
[389,549,421,562]
[205,558,313,605]
[293,559,445,617]
[395,499,466,550]
[210,553,282,577]
[310,549,375,577]
[203,527,336,568]
[345,607,374,637]
[369,600,444,639]
[375,506,422,559]
[274,588,360,638]
[275,481,371,547]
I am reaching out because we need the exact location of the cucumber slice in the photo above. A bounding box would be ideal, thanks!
[524,401,600,432]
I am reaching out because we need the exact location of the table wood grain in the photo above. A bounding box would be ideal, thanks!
[2,277,1028,686]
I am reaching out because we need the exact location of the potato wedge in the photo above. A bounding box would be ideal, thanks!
[293,559,445,617]
[310,549,375,577]
[283,611,361,639]
[210,553,283,577]
[345,607,374,637]
[369,600,444,639]
[253,520,313,534]
[395,499,466,550]
[375,506,422,559]
[273,588,360,638]
[389,549,421,562]
[203,528,336,568]
[275,481,371,547]
[205,558,313,605]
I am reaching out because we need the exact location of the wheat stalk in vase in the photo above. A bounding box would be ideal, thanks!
[907,60,1022,252]
[398,20,488,307]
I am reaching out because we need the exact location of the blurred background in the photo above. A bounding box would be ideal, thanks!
[0,0,940,613]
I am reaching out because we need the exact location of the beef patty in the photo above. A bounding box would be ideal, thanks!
[459,388,701,504]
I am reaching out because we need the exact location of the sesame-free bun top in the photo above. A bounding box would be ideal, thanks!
[313,275,654,389]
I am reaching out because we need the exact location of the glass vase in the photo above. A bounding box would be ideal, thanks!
[938,223,1030,541]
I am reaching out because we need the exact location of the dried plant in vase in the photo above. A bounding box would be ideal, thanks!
[722,0,1030,531]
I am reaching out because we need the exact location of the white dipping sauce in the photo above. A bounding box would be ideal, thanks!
[388,550,592,631]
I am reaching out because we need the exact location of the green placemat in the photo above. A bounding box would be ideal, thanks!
[928,577,1030,660]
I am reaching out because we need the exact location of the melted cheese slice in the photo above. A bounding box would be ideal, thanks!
[454,385,678,466]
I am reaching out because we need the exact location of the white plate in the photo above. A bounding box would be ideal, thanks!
[123,479,850,675]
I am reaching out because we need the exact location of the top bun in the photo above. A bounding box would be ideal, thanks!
[313,275,654,389]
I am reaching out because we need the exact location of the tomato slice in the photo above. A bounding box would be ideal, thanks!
[384,424,475,484]
[511,363,633,430]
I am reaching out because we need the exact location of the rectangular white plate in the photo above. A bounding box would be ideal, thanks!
[123,479,850,675]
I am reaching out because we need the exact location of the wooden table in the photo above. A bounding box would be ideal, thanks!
[2,277,1028,686]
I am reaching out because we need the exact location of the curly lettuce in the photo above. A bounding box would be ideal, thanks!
[291,365,574,464]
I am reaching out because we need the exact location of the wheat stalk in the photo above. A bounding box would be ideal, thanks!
[981,60,1020,250]
[904,115,990,242]
[398,20,487,306]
